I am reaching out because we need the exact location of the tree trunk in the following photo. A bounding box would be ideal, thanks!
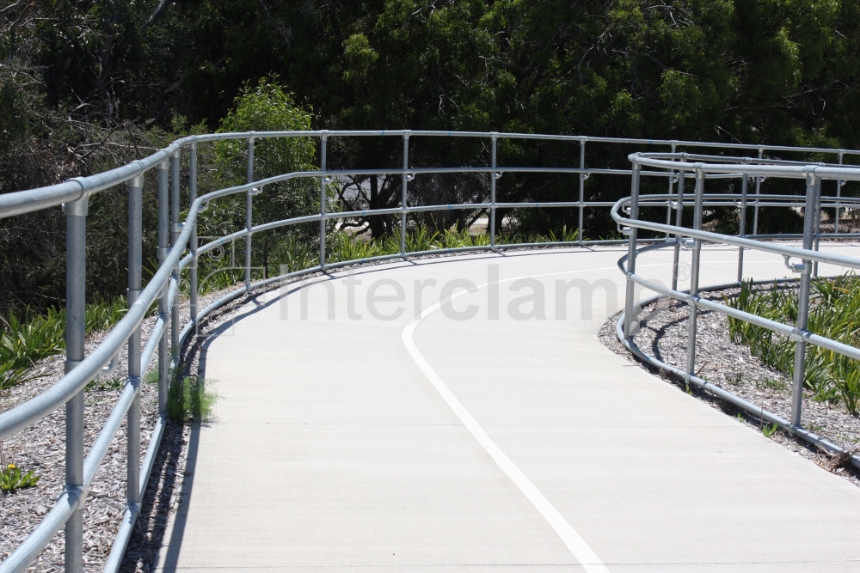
[369,176,386,239]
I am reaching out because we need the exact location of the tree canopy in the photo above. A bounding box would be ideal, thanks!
[2,0,860,311]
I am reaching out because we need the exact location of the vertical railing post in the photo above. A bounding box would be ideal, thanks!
[126,174,143,520]
[189,143,198,327]
[623,162,641,339]
[835,152,844,235]
[685,169,706,378]
[813,169,823,278]
[578,138,586,246]
[319,132,328,270]
[245,137,255,289]
[671,171,685,292]
[157,160,169,416]
[490,133,498,249]
[737,168,749,283]
[170,151,181,363]
[791,173,819,427]
[401,131,410,255]
[664,142,677,239]
[63,193,88,573]
[752,148,763,236]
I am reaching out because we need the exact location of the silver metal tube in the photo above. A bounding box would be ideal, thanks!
[157,161,169,416]
[83,381,138,486]
[835,152,844,235]
[623,165,641,338]
[630,151,860,180]
[0,491,80,572]
[737,172,749,283]
[319,133,327,269]
[245,138,254,289]
[791,175,819,426]
[0,236,186,444]
[0,201,195,443]
[490,134,498,248]
[64,196,87,573]
[753,149,763,235]
[127,174,143,517]
[665,143,677,239]
[578,140,586,245]
[103,414,166,573]
[686,170,706,377]
[671,171,685,291]
[171,152,181,362]
[6,132,860,220]
[401,132,410,254]
[615,313,860,471]
[611,198,860,271]
[813,176,823,278]
[189,143,198,325]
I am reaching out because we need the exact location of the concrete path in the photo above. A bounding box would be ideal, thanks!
[156,244,860,572]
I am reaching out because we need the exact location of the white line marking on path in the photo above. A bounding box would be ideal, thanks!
[400,256,784,570]
[401,266,615,573]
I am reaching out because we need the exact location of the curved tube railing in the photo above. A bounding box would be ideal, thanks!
[614,151,860,470]
[1,132,860,572]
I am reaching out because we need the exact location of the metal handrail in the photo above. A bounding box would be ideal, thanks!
[615,151,860,471]
[1,132,859,573]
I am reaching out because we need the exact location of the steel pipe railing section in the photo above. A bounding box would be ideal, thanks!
[615,151,860,471]
[2,132,860,573]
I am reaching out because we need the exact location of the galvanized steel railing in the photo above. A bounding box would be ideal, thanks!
[1,131,860,572]
[614,152,860,470]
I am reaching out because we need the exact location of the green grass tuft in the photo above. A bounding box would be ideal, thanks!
[167,375,219,423]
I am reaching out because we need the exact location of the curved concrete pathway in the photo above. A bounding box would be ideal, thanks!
[156,244,860,572]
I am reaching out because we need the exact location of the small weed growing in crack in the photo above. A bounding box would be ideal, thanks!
[762,423,779,438]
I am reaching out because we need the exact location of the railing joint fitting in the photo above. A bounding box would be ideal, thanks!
[62,192,89,217]
[783,255,811,274]
[65,484,89,508]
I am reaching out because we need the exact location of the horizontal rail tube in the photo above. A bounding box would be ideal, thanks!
[6,130,860,218]
[612,199,860,271]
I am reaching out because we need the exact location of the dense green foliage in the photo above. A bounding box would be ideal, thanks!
[726,276,860,415]
[197,78,321,283]
[2,0,860,314]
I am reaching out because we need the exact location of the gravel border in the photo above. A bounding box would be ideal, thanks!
[0,284,251,572]
[598,285,860,487]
